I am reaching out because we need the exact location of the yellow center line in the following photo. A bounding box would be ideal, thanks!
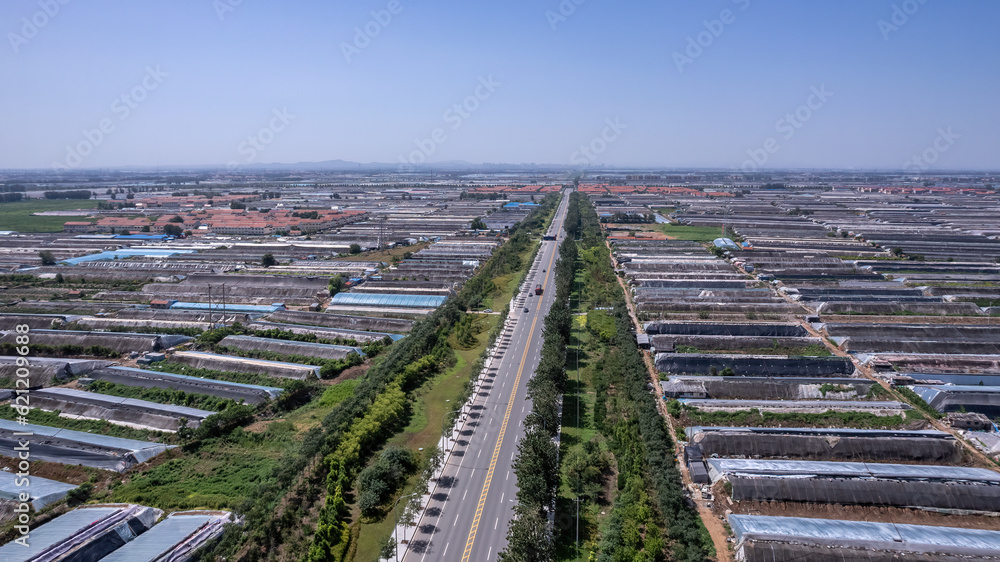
[461,221,562,562]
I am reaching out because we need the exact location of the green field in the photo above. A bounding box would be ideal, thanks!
[657,223,722,242]
[0,199,98,232]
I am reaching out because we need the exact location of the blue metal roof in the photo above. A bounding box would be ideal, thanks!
[170,302,284,313]
[330,292,446,308]
[61,248,196,265]
[115,234,171,240]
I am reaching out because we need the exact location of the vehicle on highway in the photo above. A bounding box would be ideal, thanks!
[535,284,543,295]
[524,307,529,313]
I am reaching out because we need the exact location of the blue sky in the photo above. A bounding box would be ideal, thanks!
[1,0,997,170]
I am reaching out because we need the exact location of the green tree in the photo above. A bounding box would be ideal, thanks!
[38,251,57,266]
[329,274,345,296]
[378,535,395,560]
[470,217,487,230]
[163,223,183,237]
[349,243,362,254]
[498,507,554,562]
[261,253,277,267]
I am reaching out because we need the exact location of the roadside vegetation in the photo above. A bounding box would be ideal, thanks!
[503,193,711,562]
[153,194,560,561]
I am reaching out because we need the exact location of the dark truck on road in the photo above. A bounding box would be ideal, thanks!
[535,284,543,295]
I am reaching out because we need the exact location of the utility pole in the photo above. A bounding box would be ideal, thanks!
[221,283,227,328]
[207,284,213,326]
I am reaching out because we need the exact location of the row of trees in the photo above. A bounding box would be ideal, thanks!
[508,192,712,561]
[44,190,92,199]
[500,201,577,561]
[195,197,557,561]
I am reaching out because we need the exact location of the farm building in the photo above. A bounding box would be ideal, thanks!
[0,329,192,354]
[246,320,402,343]
[0,504,162,560]
[170,351,321,380]
[0,470,76,511]
[678,399,909,416]
[729,515,1000,561]
[218,335,362,360]
[0,356,111,388]
[707,458,1000,512]
[99,510,233,562]
[661,376,873,400]
[0,418,174,472]
[88,366,282,405]
[266,309,413,333]
[27,387,213,432]
[685,426,960,463]
[655,354,855,377]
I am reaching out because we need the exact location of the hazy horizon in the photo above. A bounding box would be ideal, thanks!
[3,0,998,171]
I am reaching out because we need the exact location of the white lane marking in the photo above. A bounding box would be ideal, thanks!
[443,542,450,557]
[500,492,504,504]
[488,546,492,560]
[495,517,499,530]
[463,489,468,501]
[511,450,515,460]
[506,470,509,481]
[477,448,482,458]
[454,513,460,526]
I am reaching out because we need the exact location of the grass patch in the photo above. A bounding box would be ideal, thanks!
[331,241,430,264]
[318,379,360,407]
[657,223,722,242]
[0,199,98,232]
[111,424,293,510]
[352,314,499,560]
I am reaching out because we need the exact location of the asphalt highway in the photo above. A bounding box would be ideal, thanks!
[402,189,570,562]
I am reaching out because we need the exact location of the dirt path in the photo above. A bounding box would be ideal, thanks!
[607,240,732,561]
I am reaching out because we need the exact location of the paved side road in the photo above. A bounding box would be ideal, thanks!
[401,190,571,562]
